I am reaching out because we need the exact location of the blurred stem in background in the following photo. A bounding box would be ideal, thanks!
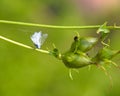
[0,20,120,29]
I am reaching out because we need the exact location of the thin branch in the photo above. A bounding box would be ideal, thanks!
[0,35,49,54]
[0,20,120,29]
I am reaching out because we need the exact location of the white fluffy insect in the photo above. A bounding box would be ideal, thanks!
[31,31,48,48]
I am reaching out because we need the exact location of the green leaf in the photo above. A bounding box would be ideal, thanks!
[97,22,110,42]
[97,22,110,34]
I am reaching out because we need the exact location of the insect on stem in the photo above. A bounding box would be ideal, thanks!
[0,35,49,54]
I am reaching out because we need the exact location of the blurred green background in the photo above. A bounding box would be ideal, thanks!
[0,0,120,96]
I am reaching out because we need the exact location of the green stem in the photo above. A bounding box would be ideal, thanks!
[0,20,120,29]
[0,35,49,54]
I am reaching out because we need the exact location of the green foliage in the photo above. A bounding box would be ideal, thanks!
[50,48,61,59]
[70,36,98,52]
[56,25,120,69]
[97,22,110,41]
[62,51,92,68]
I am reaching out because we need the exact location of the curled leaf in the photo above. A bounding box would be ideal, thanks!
[97,22,110,34]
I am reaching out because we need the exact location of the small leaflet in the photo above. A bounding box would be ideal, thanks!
[97,22,110,34]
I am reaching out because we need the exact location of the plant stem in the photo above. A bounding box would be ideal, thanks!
[0,35,49,54]
[0,20,120,29]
